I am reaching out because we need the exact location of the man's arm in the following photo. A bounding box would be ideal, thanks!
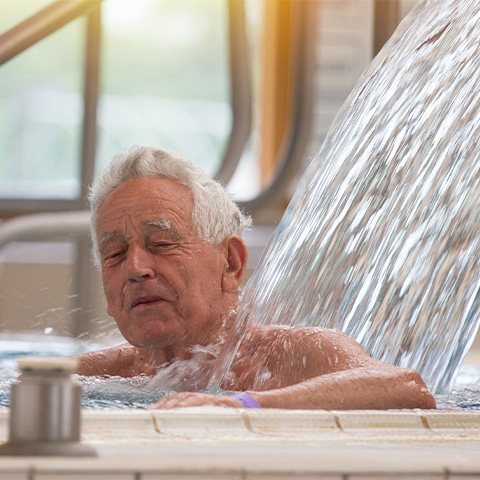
[149,326,436,410]
[148,363,435,410]
[242,364,436,409]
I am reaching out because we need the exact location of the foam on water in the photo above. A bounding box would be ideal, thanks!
[216,0,480,394]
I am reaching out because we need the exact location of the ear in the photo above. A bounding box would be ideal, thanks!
[221,235,248,292]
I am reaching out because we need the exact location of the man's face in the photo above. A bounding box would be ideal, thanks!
[97,177,230,357]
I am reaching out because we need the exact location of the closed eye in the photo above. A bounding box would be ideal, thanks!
[102,247,127,265]
[107,250,126,259]
[151,242,176,250]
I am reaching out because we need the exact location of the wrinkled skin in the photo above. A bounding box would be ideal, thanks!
[97,177,243,361]
[74,177,436,410]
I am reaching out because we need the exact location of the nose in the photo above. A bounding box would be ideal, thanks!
[125,242,155,282]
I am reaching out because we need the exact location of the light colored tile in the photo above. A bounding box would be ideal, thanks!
[247,475,342,480]
[36,475,133,480]
[449,476,480,480]
[143,474,241,480]
[422,411,480,430]
[244,409,338,435]
[82,409,160,443]
[336,410,425,430]
[0,407,9,443]
[150,407,249,438]
[0,473,27,480]
[348,475,442,480]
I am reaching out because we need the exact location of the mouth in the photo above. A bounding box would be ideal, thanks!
[129,296,168,310]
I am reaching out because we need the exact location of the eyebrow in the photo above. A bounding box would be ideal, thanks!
[98,218,179,252]
[146,218,182,240]
[147,218,174,233]
[98,231,125,253]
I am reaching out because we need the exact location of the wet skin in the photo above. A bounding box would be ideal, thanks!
[75,176,436,410]
[97,177,245,365]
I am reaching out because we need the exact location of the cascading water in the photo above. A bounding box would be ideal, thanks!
[218,0,480,394]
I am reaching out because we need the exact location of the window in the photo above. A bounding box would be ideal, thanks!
[0,1,84,201]
[97,0,231,177]
[0,0,238,205]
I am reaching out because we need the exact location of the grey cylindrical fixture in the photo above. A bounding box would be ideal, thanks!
[0,357,96,456]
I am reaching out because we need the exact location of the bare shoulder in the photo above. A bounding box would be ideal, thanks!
[249,324,370,356]
[74,342,157,377]
[242,324,377,374]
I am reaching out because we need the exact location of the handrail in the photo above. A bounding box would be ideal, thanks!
[214,0,252,185]
[80,5,102,201]
[0,0,102,66]
[0,211,90,249]
[239,0,318,215]
[0,211,94,337]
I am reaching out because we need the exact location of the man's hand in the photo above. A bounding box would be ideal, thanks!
[149,392,243,409]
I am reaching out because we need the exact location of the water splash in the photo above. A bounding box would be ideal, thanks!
[220,0,480,394]
[0,336,478,409]
[79,375,168,409]
[147,344,222,392]
[0,336,233,408]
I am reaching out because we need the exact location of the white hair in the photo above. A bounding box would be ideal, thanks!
[89,145,252,267]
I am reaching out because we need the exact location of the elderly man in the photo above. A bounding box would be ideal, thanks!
[76,145,435,410]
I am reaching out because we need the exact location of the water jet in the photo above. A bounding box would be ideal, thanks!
[218,0,480,394]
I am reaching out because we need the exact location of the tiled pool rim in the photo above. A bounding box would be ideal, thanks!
[0,407,479,479]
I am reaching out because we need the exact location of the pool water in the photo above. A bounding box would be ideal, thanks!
[0,335,478,410]
[0,334,232,409]
[435,364,480,411]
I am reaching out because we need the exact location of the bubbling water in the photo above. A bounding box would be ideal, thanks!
[218,0,480,394]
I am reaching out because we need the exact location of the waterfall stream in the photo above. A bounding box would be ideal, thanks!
[219,0,480,394]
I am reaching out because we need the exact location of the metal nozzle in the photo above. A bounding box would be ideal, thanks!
[0,356,96,457]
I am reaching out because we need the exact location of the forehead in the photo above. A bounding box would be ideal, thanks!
[98,176,194,231]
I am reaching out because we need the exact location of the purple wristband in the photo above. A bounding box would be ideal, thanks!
[232,392,261,408]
